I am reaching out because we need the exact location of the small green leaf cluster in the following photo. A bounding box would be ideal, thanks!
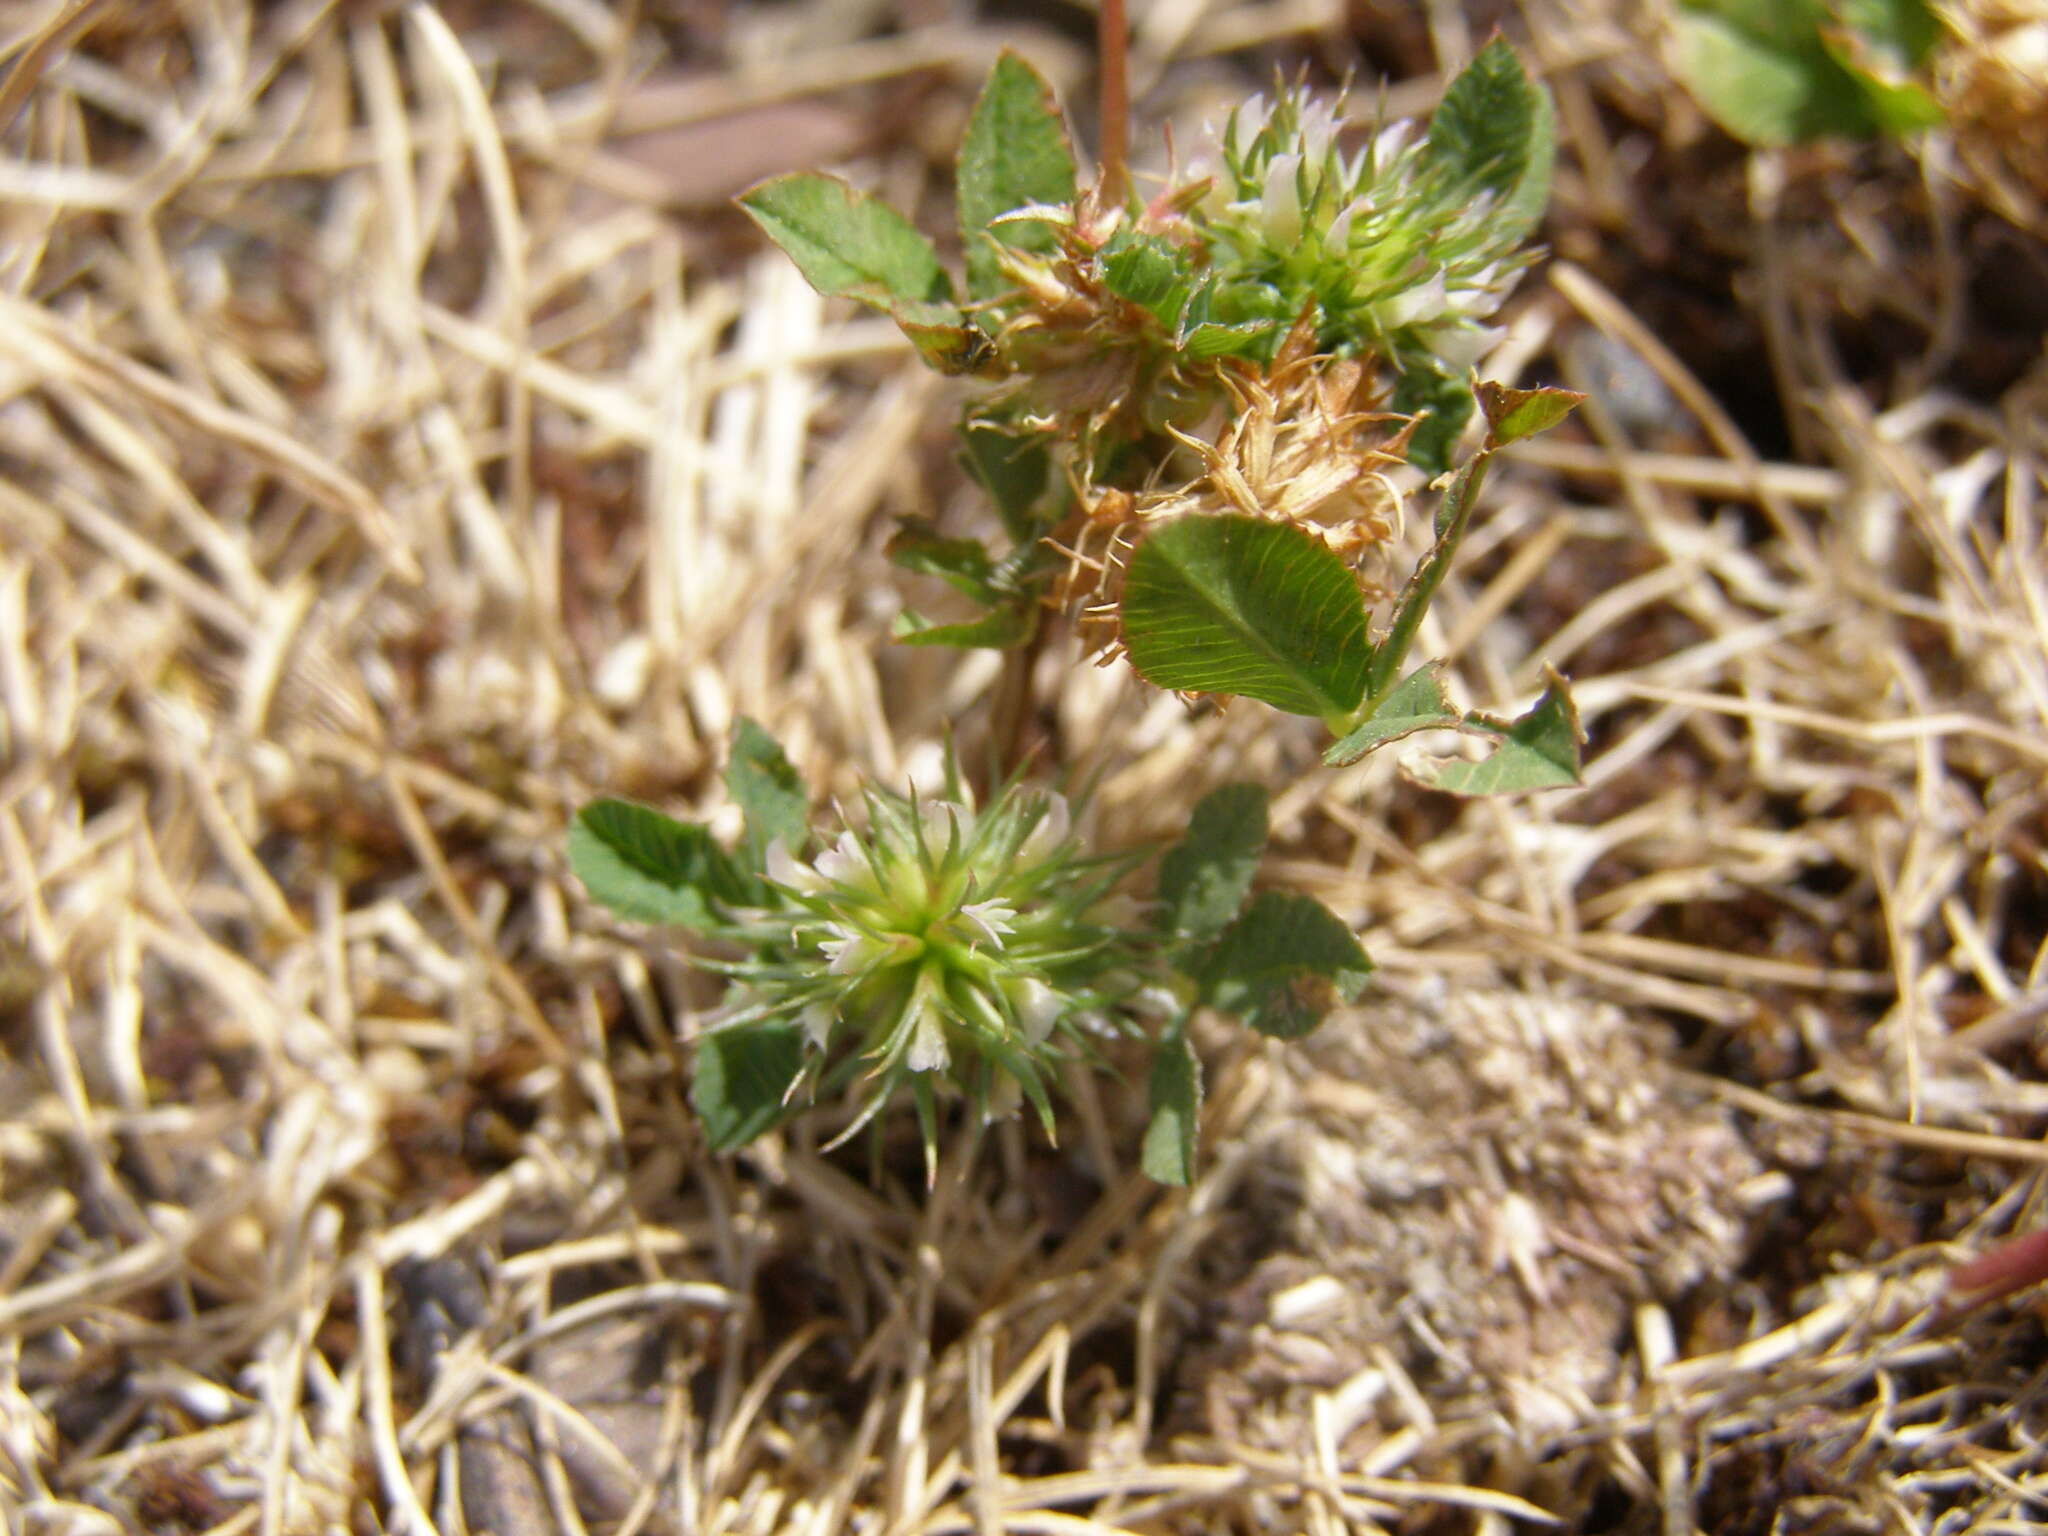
[569,727,1367,1184]
[1671,0,1946,146]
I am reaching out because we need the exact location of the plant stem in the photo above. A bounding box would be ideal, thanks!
[1099,0,1129,205]
[1358,446,1495,712]
[988,620,1047,786]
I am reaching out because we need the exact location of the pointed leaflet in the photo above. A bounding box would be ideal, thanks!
[739,173,956,310]
[957,51,1078,300]
[1142,1028,1202,1186]
[1197,891,1372,1040]
[727,719,809,871]
[893,599,1038,650]
[1157,784,1267,939]
[1119,516,1371,722]
[692,1023,807,1151]
[569,799,742,928]
[1323,663,1462,766]
[1477,381,1584,447]
[1403,674,1584,796]
[888,520,998,603]
[1422,38,1555,244]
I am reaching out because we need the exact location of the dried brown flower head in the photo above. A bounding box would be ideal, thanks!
[1048,316,1412,655]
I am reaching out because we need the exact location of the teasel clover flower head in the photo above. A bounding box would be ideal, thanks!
[706,771,1157,1176]
[1189,50,1551,382]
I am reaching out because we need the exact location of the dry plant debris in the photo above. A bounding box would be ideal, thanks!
[0,1,2044,1532]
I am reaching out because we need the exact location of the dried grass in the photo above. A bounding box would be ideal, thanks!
[1,1,2044,1532]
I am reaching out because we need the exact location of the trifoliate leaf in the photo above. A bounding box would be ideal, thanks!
[1142,1029,1202,1186]
[727,719,808,871]
[693,1024,806,1151]
[1158,784,1268,939]
[569,799,741,928]
[1197,892,1371,1040]
[957,51,1077,300]
[1120,515,1372,722]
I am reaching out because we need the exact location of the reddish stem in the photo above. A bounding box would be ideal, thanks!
[1099,0,1129,206]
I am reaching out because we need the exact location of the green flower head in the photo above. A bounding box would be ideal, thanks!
[710,774,1157,1170]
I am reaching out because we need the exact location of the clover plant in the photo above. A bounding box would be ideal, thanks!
[572,35,1587,1183]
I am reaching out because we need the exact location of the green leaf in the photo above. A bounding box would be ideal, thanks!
[569,799,740,928]
[959,419,1052,542]
[727,719,809,870]
[1197,892,1371,1040]
[739,172,953,308]
[888,520,997,602]
[1404,674,1584,796]
[1671,0,1943,144]
[1423,38,1555,242]
[893,599,1039,650]
[1392,360,1475,477]
[1142,1029,1202,1186]
[1323,663,1462,766]
[1840,0,1944,67]
[1157,784,1268,939]
[1478,381,1585,447]
[957,51,1077,299]
[692,1023,807,1151]
[1119,516,1371,721]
